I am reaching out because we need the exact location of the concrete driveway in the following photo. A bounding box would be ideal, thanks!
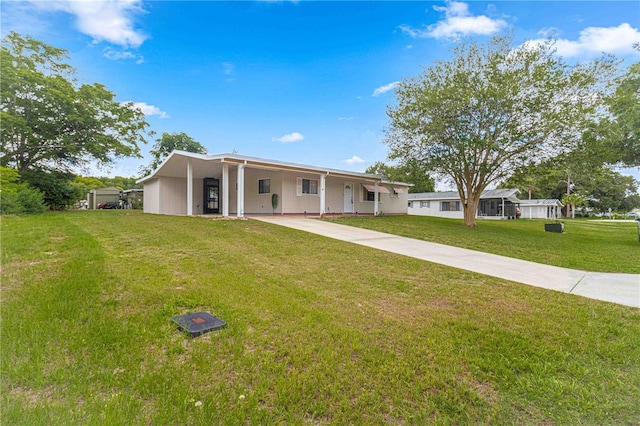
[252,216,640,308]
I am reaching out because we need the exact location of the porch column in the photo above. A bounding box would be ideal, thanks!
[320,174,326,216]
[222,163,229,217]
[237,164,245,218]
[374,181,380,216]
[187,159,193,216]
[501,197,505,220]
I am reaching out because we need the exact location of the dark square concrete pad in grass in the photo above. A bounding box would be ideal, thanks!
[172,312,227,337]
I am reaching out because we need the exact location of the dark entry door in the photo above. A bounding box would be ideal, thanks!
[203,178,220,214]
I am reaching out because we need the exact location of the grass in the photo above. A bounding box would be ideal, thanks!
[2,210,640,424]
[325,215,640,273]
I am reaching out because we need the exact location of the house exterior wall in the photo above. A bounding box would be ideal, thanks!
[281,171,321,214]
[143,179,160,214]
[230,169,409,215]
[159,177,187,215]
[521,205,549,219]
[147,177,204,215]
[193,178,204,214]
[242,168,284,214]
[408,200,463,218]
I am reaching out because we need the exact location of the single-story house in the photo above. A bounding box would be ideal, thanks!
[519,199,563,219]
[137,151,411,217]
[408,188,521,219]
[87,187,121,209]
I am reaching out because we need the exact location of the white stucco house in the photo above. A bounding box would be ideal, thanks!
[137,151,411,217]
[408,189,522,219]
[519,199,563,219]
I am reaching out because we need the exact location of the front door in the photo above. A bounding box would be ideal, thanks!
[344,183,353,213]
[203,178,219,214]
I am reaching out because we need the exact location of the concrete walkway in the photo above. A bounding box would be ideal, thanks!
[252,216,640,308]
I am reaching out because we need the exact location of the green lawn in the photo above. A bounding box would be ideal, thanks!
[2,211,639,424]
[326,215,640,273]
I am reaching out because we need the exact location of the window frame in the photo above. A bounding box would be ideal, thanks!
[297,177,319,196]
[440,201,461,211]
[258,178,271,194]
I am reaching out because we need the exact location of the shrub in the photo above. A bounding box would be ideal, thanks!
[17,186,47,213]
[0,191,20,214]
[0,185,47,214]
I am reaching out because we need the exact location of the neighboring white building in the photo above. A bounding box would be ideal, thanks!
[408,189,522,219]
[137,151,411,217]
[519,199,563,219]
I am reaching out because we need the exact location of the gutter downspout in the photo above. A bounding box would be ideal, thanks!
[320,173,327,217]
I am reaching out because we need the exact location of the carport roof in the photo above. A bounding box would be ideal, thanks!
[137,150,412,186]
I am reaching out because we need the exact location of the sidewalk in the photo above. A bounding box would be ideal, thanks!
[252,216,640,308]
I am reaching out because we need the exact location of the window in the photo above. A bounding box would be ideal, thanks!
[297,178,318,195]
[361,184,390,202]
[258,179,270,194]
[408,201,413,208]
[420,201,430,208]
[364,189,375,202]
[441,201,461,211]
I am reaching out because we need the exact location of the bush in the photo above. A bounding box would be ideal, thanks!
[0,186,47,214]
[17,186,47,213]
[0,191,20,214]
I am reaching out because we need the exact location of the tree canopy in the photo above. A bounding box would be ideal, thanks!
[502,160,639,214]
[385,33,617,226]
[139,132,207,177]
[365,160,435,193]
[1,32,150,174]
[605,57,640,167]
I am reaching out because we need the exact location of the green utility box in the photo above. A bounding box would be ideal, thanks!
[545,223,564,233]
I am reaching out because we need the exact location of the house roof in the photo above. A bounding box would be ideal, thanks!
[519,199,564,207]
[409,188,521,203]
[137,150,412,187]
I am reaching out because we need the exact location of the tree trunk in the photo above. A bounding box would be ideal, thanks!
[463,196,479,227]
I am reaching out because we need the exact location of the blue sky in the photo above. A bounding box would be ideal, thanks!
[2,1,639,185]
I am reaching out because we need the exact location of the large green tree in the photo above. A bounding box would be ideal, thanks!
[605,57,640,167]
[1,32,150,174]
[139,132,207,177]
[365,160,435,193]
[385,34,617,226]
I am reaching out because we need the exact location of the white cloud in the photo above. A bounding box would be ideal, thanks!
[343,155,365,165]
[33,0,148,48]
[103,47,144,63]
[125,101,169,119]
[372,81,400,97]
[222,62,235,75]
[400,1,507,39]
[532,23,640,57]
[338,116,354,121]
[537,27,561,38]
[273,132,304,143]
